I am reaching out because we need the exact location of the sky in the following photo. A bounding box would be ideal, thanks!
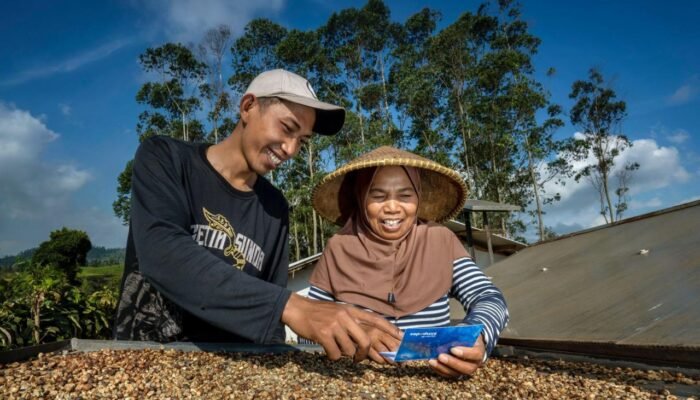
[0,0,698,255]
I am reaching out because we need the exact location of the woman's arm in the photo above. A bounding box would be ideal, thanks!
[430,257,509,377]
[450,257,509,357]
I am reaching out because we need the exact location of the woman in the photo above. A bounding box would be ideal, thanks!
[308,146,509,378]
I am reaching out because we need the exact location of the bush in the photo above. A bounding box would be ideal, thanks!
[32,228,92,285]
[0,264,117,351]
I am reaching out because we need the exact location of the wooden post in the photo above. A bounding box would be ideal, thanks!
[463,211,476,262]
[483,211,494,266]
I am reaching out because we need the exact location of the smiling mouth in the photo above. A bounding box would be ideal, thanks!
[381,219,402,229]
[267,149,283,166]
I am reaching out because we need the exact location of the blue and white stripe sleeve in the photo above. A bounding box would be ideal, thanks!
[308,285,336,302]
[451,257,509,358]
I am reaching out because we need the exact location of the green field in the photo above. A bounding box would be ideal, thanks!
[79,264,123,279]
[79,264,124,292]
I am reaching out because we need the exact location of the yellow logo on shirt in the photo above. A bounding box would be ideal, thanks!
[202,207,246,269]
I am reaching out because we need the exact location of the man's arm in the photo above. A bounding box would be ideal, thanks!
[281,293,401,361]
[265,210,290,343]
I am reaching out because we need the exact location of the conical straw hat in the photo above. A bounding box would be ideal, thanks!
[312,146,468,225]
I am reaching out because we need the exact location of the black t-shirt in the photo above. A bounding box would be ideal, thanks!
[114,136,291,343]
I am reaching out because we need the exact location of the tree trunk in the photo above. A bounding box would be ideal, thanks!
[457,99,475,192]
[32,292,44,344]
[182,113,188,141]
[293,216,300,261]
[602,168,615,223]
[303,216,310,259]
[308,143,318,254]
[526,144,545,240]
[379,56,391,131]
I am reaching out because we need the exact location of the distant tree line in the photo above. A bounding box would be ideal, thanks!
[1,246,125,269]
[114,0,637,256]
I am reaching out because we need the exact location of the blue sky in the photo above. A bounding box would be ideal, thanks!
[1,0,698,255]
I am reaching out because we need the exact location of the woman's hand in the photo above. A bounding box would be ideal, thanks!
[428,334,486,378]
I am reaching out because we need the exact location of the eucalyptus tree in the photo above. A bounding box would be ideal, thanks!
[567,68,635,223]
[475,0,571,240]
[424,8,495,193]
[509,75,567,241]
[390,8,455,164]
[319,0,402,162]
[199,25,234,143]
[113,43,207,225]
[136,43,207,142]
[229,19,288,94]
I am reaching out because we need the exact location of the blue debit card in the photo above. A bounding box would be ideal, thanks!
[379,324,483,362]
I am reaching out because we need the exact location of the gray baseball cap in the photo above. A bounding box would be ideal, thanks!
[245,69,345,135]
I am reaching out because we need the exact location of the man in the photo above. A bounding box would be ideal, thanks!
[114,69,399,361]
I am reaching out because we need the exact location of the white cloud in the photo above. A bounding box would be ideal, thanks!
[0,102,91,217]
[667,129,689,144]
[539,135,690,234]
[1,39,131,86]
[59,103,72,116]
[145,0,285,42]
[667,75,699,105]
[0,103,127,256]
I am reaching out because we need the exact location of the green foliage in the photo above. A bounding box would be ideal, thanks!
[113,159,133,226]
[31,228,92,285]
[0,264,118,350]
[566,68,636,223]
[135,43,207,142]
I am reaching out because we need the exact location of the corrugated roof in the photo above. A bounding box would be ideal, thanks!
[488,200,700,347]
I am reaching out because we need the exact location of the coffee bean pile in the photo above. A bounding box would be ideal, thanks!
[1,349,698,399]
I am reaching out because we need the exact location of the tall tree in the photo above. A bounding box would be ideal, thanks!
[391,8,448,162]
[136,43,207,142]
[31,228,92,285]
[114,43,209,225]
[320,0,401,162]
[199,25,234,143]
[567,68,635,223]
[509,74,567,241]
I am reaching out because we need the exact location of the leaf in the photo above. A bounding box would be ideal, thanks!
[202,207,235,238]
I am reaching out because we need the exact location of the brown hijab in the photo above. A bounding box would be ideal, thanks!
[309,166,470,317]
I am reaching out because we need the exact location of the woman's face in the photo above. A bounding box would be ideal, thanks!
[364,166,419,240]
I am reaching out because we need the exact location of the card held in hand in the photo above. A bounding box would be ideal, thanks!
[379,324,483,362]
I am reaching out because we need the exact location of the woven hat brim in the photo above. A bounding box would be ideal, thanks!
[313,150,468,225]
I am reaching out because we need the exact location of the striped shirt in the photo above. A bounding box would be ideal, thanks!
[305,257,509,357]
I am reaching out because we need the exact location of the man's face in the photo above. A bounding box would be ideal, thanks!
[241,97,315,175]
[364,166,419,240]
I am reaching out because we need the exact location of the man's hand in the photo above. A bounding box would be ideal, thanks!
[428,334,486,378]
[282,294,401,361]
[362,324,403,364]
